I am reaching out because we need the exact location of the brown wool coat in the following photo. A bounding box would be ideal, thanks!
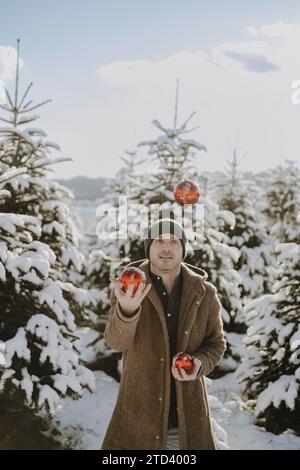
[100,259,226,450]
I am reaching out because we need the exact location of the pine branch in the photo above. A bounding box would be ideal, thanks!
[179,125,200,135]
[19,82,33,108]
[180,111,196,131]
[0,102,12,113]
[14,39,21,109]
[29,156,73,170]
[17,99,52,114]
[0,116,14,124]
[5,88,14,110]
[23,100,33,109]
[0,167,27,184]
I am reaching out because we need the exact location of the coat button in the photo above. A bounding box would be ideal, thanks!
[158,397,162,401]
[160,357,164,362]
[184,330,189,335]
[155,435,159,440]
[196,300,200,305]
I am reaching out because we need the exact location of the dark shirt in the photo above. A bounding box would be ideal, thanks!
[149,268,183,429]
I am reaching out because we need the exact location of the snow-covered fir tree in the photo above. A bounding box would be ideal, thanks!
[263,165,300,244]
[78,149,149,366]
[84,149,147,320]
[0,40,95,415]
[235,237,300,435]
[0,44,97,326]
[213,147,274,301]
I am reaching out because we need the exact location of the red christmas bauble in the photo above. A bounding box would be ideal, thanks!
[119,267,146,295]
[174,180,200,205]
[175,353,194,373]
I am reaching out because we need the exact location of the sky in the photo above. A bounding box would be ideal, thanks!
[1,0,300,179]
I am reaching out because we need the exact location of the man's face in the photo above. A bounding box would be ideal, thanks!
[149,233,183,272]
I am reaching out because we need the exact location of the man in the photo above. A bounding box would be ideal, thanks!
[100,218,226,450]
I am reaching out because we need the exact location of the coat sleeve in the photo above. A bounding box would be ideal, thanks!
[103,287,142,352]
[192,286,227,377]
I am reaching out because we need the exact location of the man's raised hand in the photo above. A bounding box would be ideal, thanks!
[110,277,152,316]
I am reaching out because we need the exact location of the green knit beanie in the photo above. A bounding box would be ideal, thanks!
[144,218,187,260]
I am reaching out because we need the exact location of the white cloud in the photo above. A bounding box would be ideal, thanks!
[93,22,300,176]
[261,21,300,40]
[0,46,24,81]
[245,26,260,37]
[1,24,300,179]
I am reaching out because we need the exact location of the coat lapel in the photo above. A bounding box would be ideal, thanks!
[138,260,207,353]
[177,263,206,351]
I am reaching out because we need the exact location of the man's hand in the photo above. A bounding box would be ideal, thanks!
[171,352,203,381]
[110,277,152,316]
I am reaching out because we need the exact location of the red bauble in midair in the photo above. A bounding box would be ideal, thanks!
[119,267,146,295]
[174,179,200,205]
[175,352,194,373]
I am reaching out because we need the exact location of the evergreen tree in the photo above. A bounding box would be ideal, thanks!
[263,165,300,244]
[213,147,274,300]
[0,40,94,415]
[235,239,300,435]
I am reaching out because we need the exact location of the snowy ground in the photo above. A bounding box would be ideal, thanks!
[49,371,116,450]
[208,373,300,450]
[51,370,300,450]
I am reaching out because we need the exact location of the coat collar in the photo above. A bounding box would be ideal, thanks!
[126,259,208,351]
